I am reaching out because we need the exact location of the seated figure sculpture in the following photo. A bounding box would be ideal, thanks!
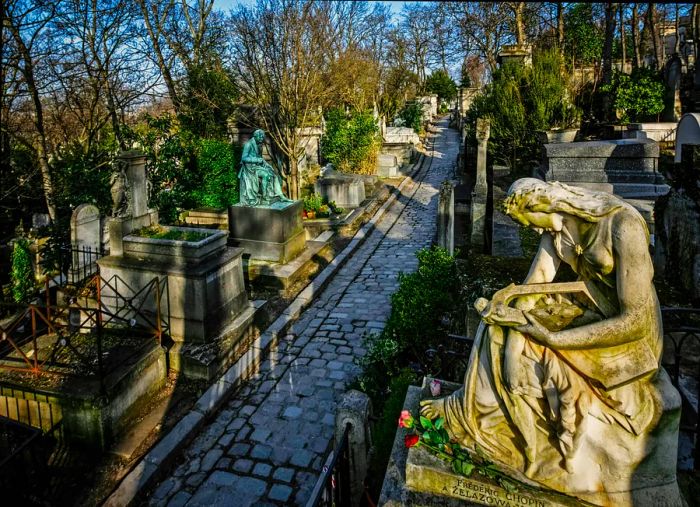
[421,178,682,506]
[239,129,292,206]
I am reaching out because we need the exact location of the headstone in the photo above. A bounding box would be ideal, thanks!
[539,138,666,197]
[437,181,455,255]
[314,170,366,209]
[623,122,677,146]
[674,113,700,163]
[470,118,490,251]
[376,154,400,177]
[664,53,683,122]
[70,204,101,278]
[334,390,372,507]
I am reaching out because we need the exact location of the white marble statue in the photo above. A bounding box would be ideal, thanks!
[421,178,682,506]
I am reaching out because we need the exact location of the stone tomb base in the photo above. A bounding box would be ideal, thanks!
[228,201,305,263]
[380,382,684,507]
[98,246,248,343]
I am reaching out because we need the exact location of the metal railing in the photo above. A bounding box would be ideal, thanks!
[661,307,700,469]
[307,423,352,507]
[0,273,169,388]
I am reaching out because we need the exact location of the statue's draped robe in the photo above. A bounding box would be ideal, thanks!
[441,209,672,499]
[239,138,286,206]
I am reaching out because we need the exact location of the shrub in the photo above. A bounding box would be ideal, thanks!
[399,101,424,134]
[190,139,240,208]
[600,68,665,123]
[321,109,380,174]
[303,193,323,213]
[11,238,34,303]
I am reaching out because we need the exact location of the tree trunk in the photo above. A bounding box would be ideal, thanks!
[8,21,56,222]
[137,0,181,112]
[632,4,642,68]
[620,4,627,73]
[647,3,664,70]
[513,2,526,46]
[557,2,564,47]
[602,2,618,122]
[287,157,299,200]
[674,3,680,56]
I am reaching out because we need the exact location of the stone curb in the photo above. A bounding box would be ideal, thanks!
[104,147,432,507]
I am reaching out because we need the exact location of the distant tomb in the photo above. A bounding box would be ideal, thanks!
[674,113,700,163]
[314,168,366,209]
[539,138,667,197]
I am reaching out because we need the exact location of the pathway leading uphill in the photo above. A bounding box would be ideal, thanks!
[146,117,460,506]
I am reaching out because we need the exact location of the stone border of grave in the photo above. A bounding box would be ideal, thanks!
[103,147,431,507]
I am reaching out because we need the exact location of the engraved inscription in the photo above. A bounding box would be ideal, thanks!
[441,479,547,507]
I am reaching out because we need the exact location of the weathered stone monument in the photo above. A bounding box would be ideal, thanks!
[437,181,455,255]
[107,151,158,256]
[70,204,101,279]
[383,179,683,506]
[99,151,251,346]
[314,167,366,209]
[675,113,700,163]
[470,118,489,250]
[655,143,700,302]
[229,129,305,264]
[664,53,683,122]
[538,138,666,197]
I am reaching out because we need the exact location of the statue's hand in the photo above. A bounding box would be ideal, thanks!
[516,312,554,346]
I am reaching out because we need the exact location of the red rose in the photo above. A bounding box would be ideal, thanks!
[404,434,420,448]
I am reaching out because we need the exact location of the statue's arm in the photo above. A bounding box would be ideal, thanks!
[522,215,652,350]
[515,233,561,311]
[241,142,263,164]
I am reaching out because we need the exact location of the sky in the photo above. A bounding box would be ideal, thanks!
[213,0,407,18]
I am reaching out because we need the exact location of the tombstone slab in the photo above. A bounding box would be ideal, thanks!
[228,200,305,263]
[376,154,400,177]
[314,171,366,209]
[70,204,101,278]
[674,113,700,163]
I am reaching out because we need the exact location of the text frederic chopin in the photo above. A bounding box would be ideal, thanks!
[443,478,547,507]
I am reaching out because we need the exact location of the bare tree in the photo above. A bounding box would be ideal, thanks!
[399,3,432,88]
[646,3,664,70]
[4,0,58,220]
[619,3,627,72]
[631,3,642,68]
[228,0,334,199]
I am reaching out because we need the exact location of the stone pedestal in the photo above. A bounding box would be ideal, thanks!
[98,230,248,343]
[377,154,400,177]
[107,211,159,257]
[228,201,305,263]
[314,172,366,209]
[539,139,665,197]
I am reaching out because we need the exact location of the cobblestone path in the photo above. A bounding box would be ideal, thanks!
[147,118,460,506]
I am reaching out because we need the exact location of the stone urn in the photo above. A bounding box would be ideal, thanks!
[537,128,579,144]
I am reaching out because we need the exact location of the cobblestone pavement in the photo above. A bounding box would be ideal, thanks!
[146,118,460,506]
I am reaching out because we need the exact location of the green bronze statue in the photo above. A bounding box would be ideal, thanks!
[239,129,292,206]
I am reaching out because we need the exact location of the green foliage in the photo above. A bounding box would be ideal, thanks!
[321,109,380,174]
[11,238,34,303]
[190,140,240,208]
[303,193,323,213]
[133,225,209,242]
[564,3,603,65]
[356,246,458,405]
[425,69,458,102]
[179,62,239,139]
[466,49,580,173]
[51,141,115,216]
[600,68,665,123]
[124,115,240,223]
[399,101,424,134]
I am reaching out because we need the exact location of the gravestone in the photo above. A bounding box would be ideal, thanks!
[376,154,400,177]
[674,113,700,163]
[539,138,665,197]
[70,204,101,278]
[655,143,700,301]
[470,118,489,251]
[314,169,366,209]
[664,54,683,122]
[437,181,455,255]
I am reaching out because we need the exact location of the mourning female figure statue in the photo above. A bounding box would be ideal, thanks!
[239,129,292,206]
[421,179,682,506]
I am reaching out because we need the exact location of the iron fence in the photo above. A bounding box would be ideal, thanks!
[0,273,169,388]
[307,423,352,507]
